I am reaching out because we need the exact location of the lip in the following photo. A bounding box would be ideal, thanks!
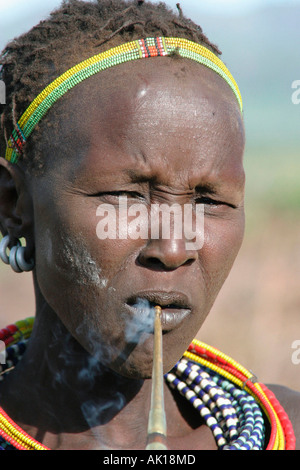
[126,290,192,333]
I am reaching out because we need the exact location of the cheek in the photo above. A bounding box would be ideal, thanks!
[35,215,105,289]
[34,192,136,287]
[33,196,145,333]
[34,223,128,360]
[200,212,245,298]
[32,194,107,330]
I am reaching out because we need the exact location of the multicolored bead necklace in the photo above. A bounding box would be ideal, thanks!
[0,318,296,450]
[4,36,243,164]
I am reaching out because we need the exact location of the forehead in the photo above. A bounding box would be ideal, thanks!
[44,57,244,183]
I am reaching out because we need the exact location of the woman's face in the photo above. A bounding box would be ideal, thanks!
[29,58,245,377]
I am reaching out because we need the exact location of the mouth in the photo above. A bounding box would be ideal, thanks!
[126,290,192,333]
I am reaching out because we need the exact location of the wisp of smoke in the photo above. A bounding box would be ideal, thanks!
[124,298,156,345]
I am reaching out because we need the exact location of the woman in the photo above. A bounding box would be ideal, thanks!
[0,0,299,450]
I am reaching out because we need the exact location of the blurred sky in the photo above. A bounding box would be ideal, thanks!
[1,0,300,50]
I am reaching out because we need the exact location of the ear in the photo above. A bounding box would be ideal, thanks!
[0,158,34,258]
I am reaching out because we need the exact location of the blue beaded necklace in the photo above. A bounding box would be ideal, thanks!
[165,358,265,450]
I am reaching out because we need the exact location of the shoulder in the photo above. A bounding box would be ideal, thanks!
[268,384,300,450]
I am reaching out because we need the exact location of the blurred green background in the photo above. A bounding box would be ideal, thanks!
[0,1,299,390]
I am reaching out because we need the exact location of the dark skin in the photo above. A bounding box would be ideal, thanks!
[0,57,299,450]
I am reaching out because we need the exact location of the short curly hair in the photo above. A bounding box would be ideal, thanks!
[0,0,221,174]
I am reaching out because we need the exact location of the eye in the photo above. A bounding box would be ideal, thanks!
[195,196,237,209]
[94,191,146,203]
[196,196,221,206]
[106,191,143,198]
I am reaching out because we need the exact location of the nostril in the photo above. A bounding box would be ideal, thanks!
[140,255,195,271]
[182,258,194,267]
[147,257,168,270]
[148,257,162,266]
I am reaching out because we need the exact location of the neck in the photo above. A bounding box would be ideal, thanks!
[1,295,157,449]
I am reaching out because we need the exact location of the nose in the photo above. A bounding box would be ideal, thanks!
[138,237,198,270]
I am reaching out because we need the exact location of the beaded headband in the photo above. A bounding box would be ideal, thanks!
[4,37,243,164]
